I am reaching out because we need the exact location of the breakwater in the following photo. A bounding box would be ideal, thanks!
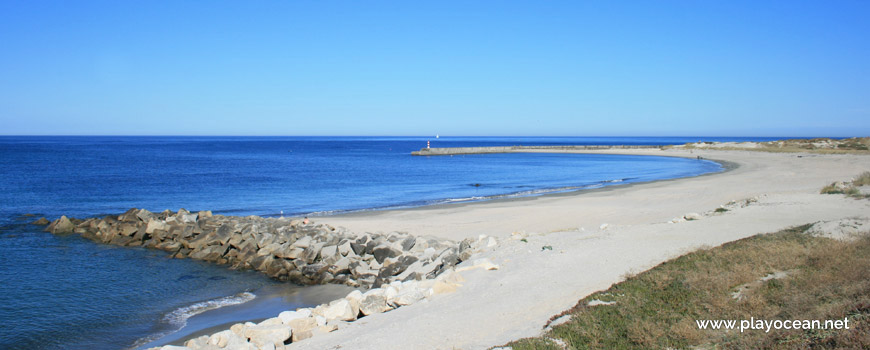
[411,145,662,155]
[41,209,478,289]
[40,209,499,349]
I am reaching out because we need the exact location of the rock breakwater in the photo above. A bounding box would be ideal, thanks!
[43,208,477,288]
[411,145,661,156]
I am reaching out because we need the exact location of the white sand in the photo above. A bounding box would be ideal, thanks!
[293,148,870,350]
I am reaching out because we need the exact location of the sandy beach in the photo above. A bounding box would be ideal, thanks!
[290,148,870,349]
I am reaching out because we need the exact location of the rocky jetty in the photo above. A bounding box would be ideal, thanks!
[411,145,661,156]
[144,262,488,350]
[156,266,476,350]
[43,208,477,288]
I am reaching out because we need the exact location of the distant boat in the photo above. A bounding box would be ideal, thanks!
[436,134,439,139]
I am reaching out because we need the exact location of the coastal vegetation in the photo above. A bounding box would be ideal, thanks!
[673,137,870,154]
[503,225,870,349]
[820,172,870,199]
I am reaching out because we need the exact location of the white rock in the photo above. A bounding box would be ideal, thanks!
[421,247,437,260]
[278,309,311,324]
[184,335,209,349]
[395,261,425,280]
[384,286,399,305]
[362,287,385,298]
[359,294,391,315]
[599,223,609,230]
[683,212,702,221]
[243,324,291,349]
[345,289,363,301]
[338,240,353,256]
[258,317,283,326]
[321,299,356,321]
[392,287,425,306]
[180,213,198,223]
[320,245,338,259]
[207,330,235,348]
[145,219,168,234]
[293,236,312,248]
[345,290,362,316]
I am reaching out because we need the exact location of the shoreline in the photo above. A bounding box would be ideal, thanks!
[293,147,870,349]
[323,149,742,240]
[324,152,736,221]
[136,284,354,349]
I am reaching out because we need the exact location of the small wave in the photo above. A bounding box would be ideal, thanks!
[130,292,255,349]
[303,178,638,217]
[602,177,635,183]
[164,292,256,329]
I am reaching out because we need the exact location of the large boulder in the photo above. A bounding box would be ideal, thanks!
[145,219,168,234]
[118,223,138,237]
[392,286,426,306]
[206,329,254,349]
[30,217,50,226]
[372,245,401,264]
[328,257,352,275]
[400,236,417,251]
[345,290,363,316]
[320,245,338,261]
[179,213,198,224]
[189,244,228,262]
[337,240,353,256]
[243,324,291,349]
[288,317,318,342]
[359,293,391,315]
[293,236,312,249]
[118,208,140,222]
[278,309,311,324]
[47,216,75,234]
[136,209,156,222]
[250,254,275,271]
[313,299,356,322]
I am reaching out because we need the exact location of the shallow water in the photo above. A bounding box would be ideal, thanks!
[0,136,777,349]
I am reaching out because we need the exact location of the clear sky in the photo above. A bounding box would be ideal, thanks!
[1,1,868,137]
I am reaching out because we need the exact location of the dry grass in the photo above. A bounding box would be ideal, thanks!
[820,172,870,198]
[502,225,870,350]
[671,137,870,154]
[853,172,870,187]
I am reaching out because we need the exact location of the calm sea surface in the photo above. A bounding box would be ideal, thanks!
[0,136,780,349]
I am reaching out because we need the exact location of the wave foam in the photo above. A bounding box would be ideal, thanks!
[129,292,255,349]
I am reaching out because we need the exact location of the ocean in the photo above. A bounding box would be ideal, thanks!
[0,136,778,349]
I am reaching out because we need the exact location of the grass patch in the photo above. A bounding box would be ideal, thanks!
[714,208,729,213]
[820,172,870,199]
[854,172,870,187]
[820,184,848,195]
[503,225,870,350]
[671,137,870,154]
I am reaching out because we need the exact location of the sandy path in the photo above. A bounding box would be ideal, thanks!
[292,149,870,350]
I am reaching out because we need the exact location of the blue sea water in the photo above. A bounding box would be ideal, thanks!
[0,136,780,349]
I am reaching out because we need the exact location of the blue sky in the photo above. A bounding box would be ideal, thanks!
[1,1,868,136]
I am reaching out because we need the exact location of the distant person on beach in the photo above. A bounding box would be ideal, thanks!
[303,217,309,225]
